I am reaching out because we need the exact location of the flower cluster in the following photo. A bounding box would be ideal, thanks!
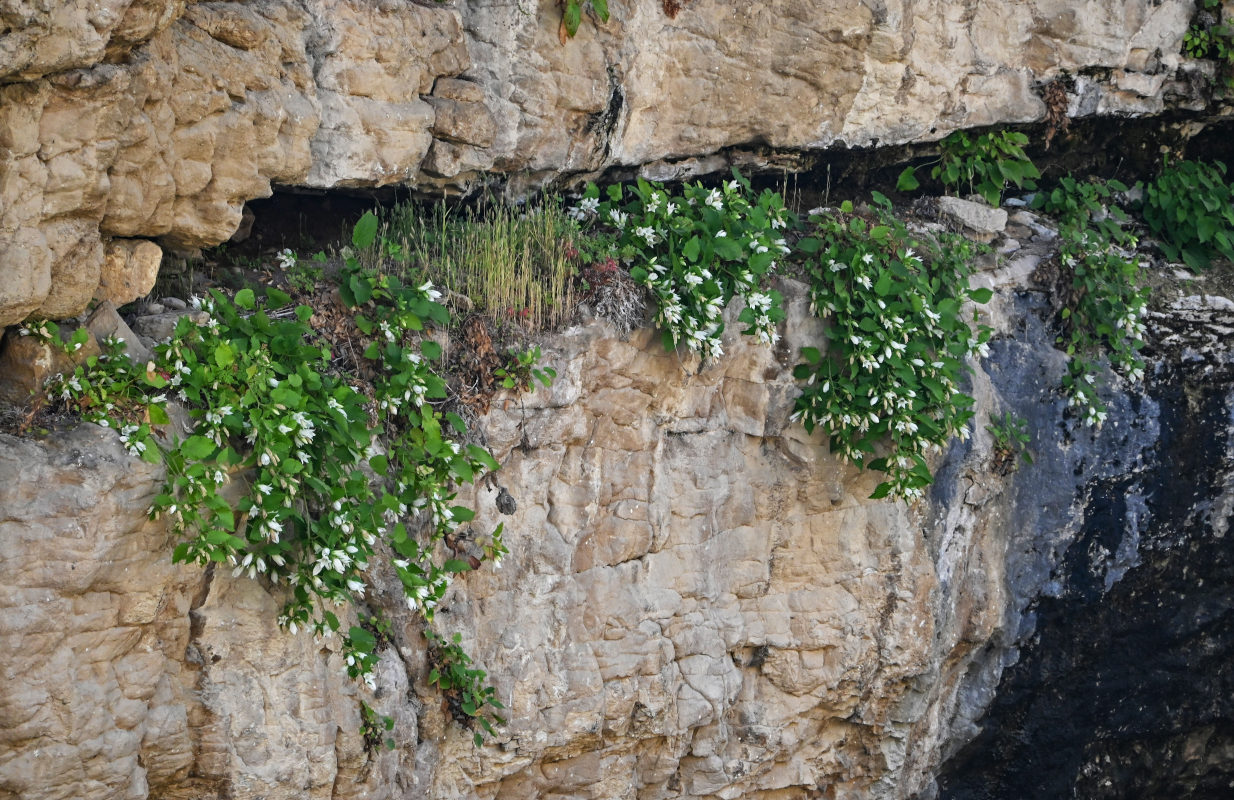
[42,277,506,694]
[45,331,166,461]
[572,172,789,359]
[792,197,991,500]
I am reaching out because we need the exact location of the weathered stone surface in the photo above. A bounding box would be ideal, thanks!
[0,228,52,326]
[130,309,208,341]
[0,0,1210,325]
[1,271,1232,798]
[98,239,163,308]
[0,424,410,800]
[87,300,153,365]
[0,426,198,798]
[426,96,496,148]
[937,196,1010,237]
[0,0,185,82]
[938,304,1234,800]
[0,328,98,407]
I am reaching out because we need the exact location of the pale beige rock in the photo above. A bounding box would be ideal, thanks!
[0,423,416,800]
[98,239,163,307]
[937,196,1010,237]
[0,326,100,407]
[426,96,496,148]
[0,0,186,82]
[87,299,153,364]
[0,0,1210,325]
[0,227,52,326]
[37,219,103,318]
[0,427,199,798]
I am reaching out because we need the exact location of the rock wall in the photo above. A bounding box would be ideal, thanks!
[0,0,1210,324]
[4,245,1230,799]
[936,305,1234,800]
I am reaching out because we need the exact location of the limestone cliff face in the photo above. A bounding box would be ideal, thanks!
[3,267,1230,799]
[0,0,1208,324]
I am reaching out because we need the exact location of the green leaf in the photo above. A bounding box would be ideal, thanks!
[450,458,474,483]
[348,626,376,650]
[234,288,255,310]
[352,211,379,251]
[896,167,920,192]
[349,275,372,305]
[969,287,994,304]
[213,341,235,368]
[443,558,473,573]
[563,0,581,36]
[266,288,291,307]
[421,340,443,361]
[592,0,609,23]
[714,236,742,260]
[468,445,499,472]
[148,404,170,425]
[682,236,701,262]
[181,435,216,461]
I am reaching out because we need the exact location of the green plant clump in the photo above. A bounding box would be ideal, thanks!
[792,194,992,500]
[986,411,1032,471]
[494,345,556,393]
[36,212,518,743]
[899,130,1040,207]
[1033,176,1146,425]
[360,700,396,753]
[574,172,791,359]
[1184,0,1234,85]
[380,197,581,331]
[560,0,609,38]
[426,629,506,747]
[1141,159,1234,271]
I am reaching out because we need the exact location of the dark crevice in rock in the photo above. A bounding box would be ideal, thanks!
[213,109,1234,271]
[585,63,625,166]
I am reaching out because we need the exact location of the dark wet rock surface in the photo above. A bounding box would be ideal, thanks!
[936,306,1234,800]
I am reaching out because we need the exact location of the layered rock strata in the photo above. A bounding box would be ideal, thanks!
[0,0,1208,324]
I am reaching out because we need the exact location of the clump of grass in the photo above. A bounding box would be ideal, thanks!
[383,197,581,331]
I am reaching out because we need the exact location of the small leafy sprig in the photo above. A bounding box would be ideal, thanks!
[898,129,1040,206]
[1183,0,1234,86]
[360,700,396,753]
[792,195,992,500]
[987,411,1032,473]
[1033,176,1147,426]
[559,0,609,41]
[44,329,166,462]
[425,629,506,746]
[574,171,790,359]
[494,345,556,392]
